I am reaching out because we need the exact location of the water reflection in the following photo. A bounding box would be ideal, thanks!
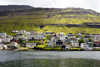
[0,51,100,62]
[0,51,100,67]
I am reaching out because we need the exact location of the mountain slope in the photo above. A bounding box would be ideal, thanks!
[0,5,100,34]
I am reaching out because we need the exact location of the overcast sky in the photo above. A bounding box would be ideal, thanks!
[0,0,100,12]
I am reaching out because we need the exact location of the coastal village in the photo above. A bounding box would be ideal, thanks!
[0,30,100,51]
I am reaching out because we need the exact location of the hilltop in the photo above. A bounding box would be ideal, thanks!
[0,5,100,34]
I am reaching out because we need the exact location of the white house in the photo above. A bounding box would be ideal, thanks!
[28,31,37,35]
[0,37,3,43]
[80,43,89,50]
[51,36,58,44]
[67,33,74,38]
[0,33,6,37]
[38,33,45,36]
[93,35,100,41]
[76,33,81,36]
[6,35,13,40]
[19,30,26,33]
[24,32,30,35]
[0,44,3,50]
[12,30,18,33]
[26,43,37,48]
[14,35,27,40]
[27,35,44,40]
[48,41,54,47]
[0,44,7,50]
[10,42,18,48]
[59,33,65,40]
[3,38,10,43]
[69,37,79,47]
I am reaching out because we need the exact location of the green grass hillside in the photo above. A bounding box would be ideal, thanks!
[0,5,100,34]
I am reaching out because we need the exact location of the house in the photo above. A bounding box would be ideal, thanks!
[56,40,63,46]
[10,42,18,49]
[0,33,6,37]
[27,35,44,40]
[28,31,37,35]
[16,30,26,35]
[94,41,100,47]
[26,43,37,48]
[20,43,26,47]
[38,33,45,36]
[51,36,58,44]
[69,37,79,47]
[87,42,93,47]
[19,30,26,33]
[84,35,91,38]
[45,32,52,35]
[0,37,3,43]
[3,38,10,43]
[63,39,71,48]
[84,38,89,43]
[16,32,24,35]
[48,41,54,47]
[24,32,30,35]
[0,44,7,50]
[6,35,13,40]
[67,33,74,38]
[11,38,17,42]
[80,43,89,50]
[59,33,65,40]
[0,44,4,50]
[62,45,66,50]
[87,42,93,50]
[93,35,100,41]
[75,33,81,36]
[77,36,83,40]
[12,30,18,33]
[14,35,27,40]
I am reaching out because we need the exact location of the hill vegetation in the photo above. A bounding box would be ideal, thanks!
[0,5,100,34]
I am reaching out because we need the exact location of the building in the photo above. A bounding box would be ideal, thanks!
[80,43,89,50]
[59,33,65,40]
[10,42,18,49]
[26,43,37,48]
[19,30,26,33]
[0,37,3,43]
[27,35,44,40]
[63,39,71,48]
[0,44,7,50]
[69,37,79,47]
[67,33,74,38]
[48,41,54,47]
[94,41,100,47]
[45,32,52,35]
[84,38,89,43]
[0,33,6,37]
[3,38,10,43]
[93,35,100,41]
[12,30,18,33]
[56,40,63,46]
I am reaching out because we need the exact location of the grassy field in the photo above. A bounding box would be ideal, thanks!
[0,8,100,34]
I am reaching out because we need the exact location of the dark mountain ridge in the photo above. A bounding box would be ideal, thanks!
[0,5,34,11]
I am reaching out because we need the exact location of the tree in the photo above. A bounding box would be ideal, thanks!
[32,37,34,40]
[18,38,23,43]
[89,38,92,42]
[65,37,68,39]
[78,39,85,46]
